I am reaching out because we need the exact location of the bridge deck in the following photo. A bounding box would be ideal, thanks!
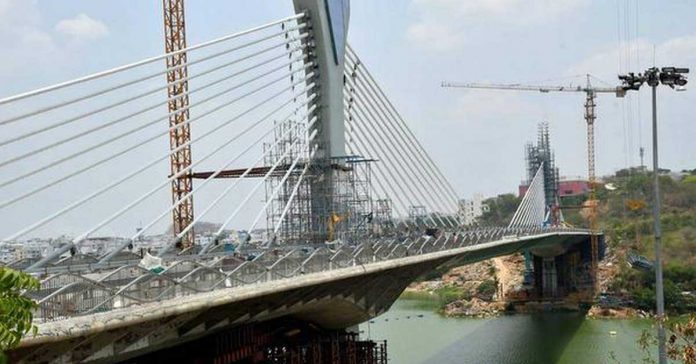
[11,228,595,363]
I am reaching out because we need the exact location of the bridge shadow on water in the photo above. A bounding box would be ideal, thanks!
[426,309,588,364]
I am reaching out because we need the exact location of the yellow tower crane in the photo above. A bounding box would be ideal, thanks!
[162,0,194,250]
[442,75,627,292]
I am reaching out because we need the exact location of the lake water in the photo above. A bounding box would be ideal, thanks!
[361,299,657,364]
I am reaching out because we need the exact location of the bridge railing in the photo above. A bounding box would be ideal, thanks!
[28,225,592,321]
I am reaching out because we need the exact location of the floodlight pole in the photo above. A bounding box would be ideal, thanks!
[649,80,666,364]
[620,66,688,364]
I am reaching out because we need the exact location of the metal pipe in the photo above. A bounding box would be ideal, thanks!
[210,129,318,252]
[273,148,317,235]
[247,142,308,232]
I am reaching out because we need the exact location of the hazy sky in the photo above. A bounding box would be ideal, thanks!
[0,0,694,239]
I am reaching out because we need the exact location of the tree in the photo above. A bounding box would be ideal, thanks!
[639,315,696,364]
[0,267,39,355]
[478,194,520,226]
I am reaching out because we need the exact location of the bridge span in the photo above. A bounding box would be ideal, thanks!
[10,227,598,363]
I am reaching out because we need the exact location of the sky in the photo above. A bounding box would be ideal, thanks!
[0,0,694,239]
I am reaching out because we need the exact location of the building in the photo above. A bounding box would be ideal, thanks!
[458,194,489,225]
[519,177,589,198]
[557,177,590,197]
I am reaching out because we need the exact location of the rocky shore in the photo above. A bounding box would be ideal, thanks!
[405,246,645,319]
[587,305,652,319]
[406,255,525,317]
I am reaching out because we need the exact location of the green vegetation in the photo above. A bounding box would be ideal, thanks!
[0,267,39,360]
[401,286,472,310]
[476,279,498,300]
[615,265,695,313]
[399,290,443,310]
[596,168,696,314]
[435,286,471,306]
[683,174,696,184]
[478,193,521,226]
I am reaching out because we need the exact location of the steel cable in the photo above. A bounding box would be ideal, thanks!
[344,109,421,226]
[344,70,457,226]
[0,14,306,106]
[80,96,317,248]
[344,96,441,227]
[347,46,461,208]
[345,58,460,216]
[0,55,312,172]
[0,65,316,212]
[6,74,316,244]
[99,101,317,263]
[0,37,309,148]
[346,55,460,214]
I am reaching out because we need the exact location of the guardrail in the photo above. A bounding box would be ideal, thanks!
[27,226,592,321]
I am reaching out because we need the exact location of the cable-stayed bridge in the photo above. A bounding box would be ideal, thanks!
[1,2,602,363]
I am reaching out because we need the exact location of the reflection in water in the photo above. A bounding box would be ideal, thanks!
[362,299,652,364]
[430,314,584,363]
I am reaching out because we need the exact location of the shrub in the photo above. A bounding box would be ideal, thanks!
[435,286,469,305]
[0,267,39,354]
[476,279,498,300]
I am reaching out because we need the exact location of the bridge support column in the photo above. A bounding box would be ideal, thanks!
[522,249,534,286]
[541,257,558,298]
[525,236,604,302]
[293,0,351,242]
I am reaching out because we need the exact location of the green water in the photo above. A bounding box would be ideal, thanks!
[361,299,657,364]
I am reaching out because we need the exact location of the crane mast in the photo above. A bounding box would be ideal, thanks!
[442,75,623,293]
[584,89,599,292]
[163,0,194,249]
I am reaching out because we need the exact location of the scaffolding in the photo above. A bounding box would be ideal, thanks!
[263,119,312,246]
[525,122,560,210]
[314,156,374,242]
[264,121,378,244]
[341,157,375,241]
[373,198,394,234]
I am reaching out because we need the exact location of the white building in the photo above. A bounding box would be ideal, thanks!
[458,193,489,225]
